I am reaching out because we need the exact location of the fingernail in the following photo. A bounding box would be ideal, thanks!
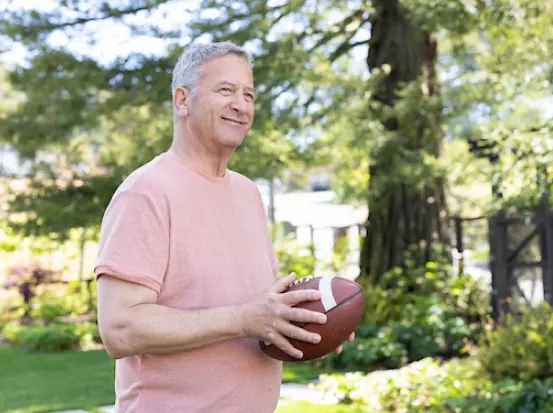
[320,315,327,323]
[313,334,321,343]
[296,351,303,358]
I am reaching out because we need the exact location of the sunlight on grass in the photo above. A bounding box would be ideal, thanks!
[0,345,341,413]
[0,345,115,413]
[276,400,363,413]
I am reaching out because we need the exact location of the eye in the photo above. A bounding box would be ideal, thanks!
[245,93,255,101]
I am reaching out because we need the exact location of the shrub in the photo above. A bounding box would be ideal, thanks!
[316,357,491,412]
[477,302,553,382]
[273,234,315,278]
[325,252,489,372]
[446,379,553,412]
[30,283,92,324]
[1,321,99,352]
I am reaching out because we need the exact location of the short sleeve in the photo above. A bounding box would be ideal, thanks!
[94,190,169,295]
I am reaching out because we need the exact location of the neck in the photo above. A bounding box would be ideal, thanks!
[169,129,232,178]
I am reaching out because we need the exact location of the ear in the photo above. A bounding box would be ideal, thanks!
[173,86,191,118]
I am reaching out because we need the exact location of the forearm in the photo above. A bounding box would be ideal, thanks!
[103,303,244,358]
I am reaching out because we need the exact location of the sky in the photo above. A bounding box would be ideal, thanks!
[1,0,369,73]
[1,0,203,68]
[1,0,551,147]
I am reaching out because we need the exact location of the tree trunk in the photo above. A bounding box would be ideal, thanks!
[360,0,451,283]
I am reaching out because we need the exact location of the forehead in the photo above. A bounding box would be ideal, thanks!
[200,54,254,87]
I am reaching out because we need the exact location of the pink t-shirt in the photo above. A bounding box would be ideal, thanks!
[94,151,283,413]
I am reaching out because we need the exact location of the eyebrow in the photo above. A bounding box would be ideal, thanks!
[216,81,256,94]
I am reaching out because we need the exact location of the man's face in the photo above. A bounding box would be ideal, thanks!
[177,54,255,151]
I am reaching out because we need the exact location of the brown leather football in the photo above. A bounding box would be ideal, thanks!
[259,275,365,362]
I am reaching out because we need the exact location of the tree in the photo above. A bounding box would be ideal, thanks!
[0,1,310,238]
[4,0,551,283]
[0,0,460,277]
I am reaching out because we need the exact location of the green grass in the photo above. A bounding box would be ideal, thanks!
[0,345,341,413]
[275,400,364,412]
[281,362,334,384]
[0,345,116,413]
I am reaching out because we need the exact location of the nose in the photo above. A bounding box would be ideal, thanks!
[230,91,248,114]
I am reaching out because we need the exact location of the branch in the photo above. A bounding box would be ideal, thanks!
[4,0,176,39]
[312,9,366,50]
[328,37,370,61]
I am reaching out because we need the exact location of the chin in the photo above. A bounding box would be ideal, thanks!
[218,135,246,149]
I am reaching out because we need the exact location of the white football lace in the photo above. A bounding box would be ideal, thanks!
[291,275,315,286]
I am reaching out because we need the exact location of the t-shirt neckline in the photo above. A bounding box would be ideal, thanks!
[163,151,230,184]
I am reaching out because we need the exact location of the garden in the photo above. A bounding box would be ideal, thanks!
[2,0,553,412]
[2,232,553,412]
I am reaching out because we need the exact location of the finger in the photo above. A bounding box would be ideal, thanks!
[280,289,321,306]
[348,332,355,342]
[334,344,343,354]
[280,306,327,325]
[269,333,304,359]
[270,272,297,293]
[278,321,321,344]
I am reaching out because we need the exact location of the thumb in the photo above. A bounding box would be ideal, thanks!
[271,272,297,293]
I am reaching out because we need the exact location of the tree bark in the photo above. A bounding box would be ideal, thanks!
[360,0,451,283]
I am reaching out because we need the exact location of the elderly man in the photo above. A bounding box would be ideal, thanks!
[94,41,350,413]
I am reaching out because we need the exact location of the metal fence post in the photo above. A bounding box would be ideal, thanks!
[541,206,553,305]
[454,215,464,275]
[488,210,511,321]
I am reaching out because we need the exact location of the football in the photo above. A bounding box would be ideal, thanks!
[260,275,365,362]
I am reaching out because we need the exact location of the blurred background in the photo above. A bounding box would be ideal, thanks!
[1,0,553,412]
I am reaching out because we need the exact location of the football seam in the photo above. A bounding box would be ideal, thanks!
[263,289,364,348]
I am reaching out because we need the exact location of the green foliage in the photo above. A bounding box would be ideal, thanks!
[316,357,491,412]
[322,253,489,371]
[317,355,553,412]
[360,248,490,325]
[477,302,553,382]
[30,282,94,325]
[273,233,315,278]
[322,314,477,371]
[2,321,99,352]
[447,379,553,413]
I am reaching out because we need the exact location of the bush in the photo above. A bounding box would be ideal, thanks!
[477,302,553,382]
[1,321,100,352]
[323,314,478,371]
[446,379,553,412]
[317,356,553,413]
[324,252,489,371]
[361,255,490,327]
[273,234,315,278]
[30,283,92,324]
[316,357,491,412]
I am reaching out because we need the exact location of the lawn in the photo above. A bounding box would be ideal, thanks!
[0,345,115,413]
[0,345,343,413]
[275,400,364,412]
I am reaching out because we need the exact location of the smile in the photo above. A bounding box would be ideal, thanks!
[222,117,245,125]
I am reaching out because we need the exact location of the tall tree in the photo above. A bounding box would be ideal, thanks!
[360,0,452,279]
[6,0,548,283]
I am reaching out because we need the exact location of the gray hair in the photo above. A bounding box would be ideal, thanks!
[171,41,254,98]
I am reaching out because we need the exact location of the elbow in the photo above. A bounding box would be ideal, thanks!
[99,318,136,359]
[103,340,129,360]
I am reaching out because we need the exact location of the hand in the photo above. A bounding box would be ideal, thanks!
[333,332,355,355]
[236,272,327,359]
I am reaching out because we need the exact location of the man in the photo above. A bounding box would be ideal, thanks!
[94,41,351,413]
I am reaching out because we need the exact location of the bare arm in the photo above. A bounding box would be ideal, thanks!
[97,272,326,360]
[96,275,245,359]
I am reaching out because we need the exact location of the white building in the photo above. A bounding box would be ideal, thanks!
[256,181,367,279]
